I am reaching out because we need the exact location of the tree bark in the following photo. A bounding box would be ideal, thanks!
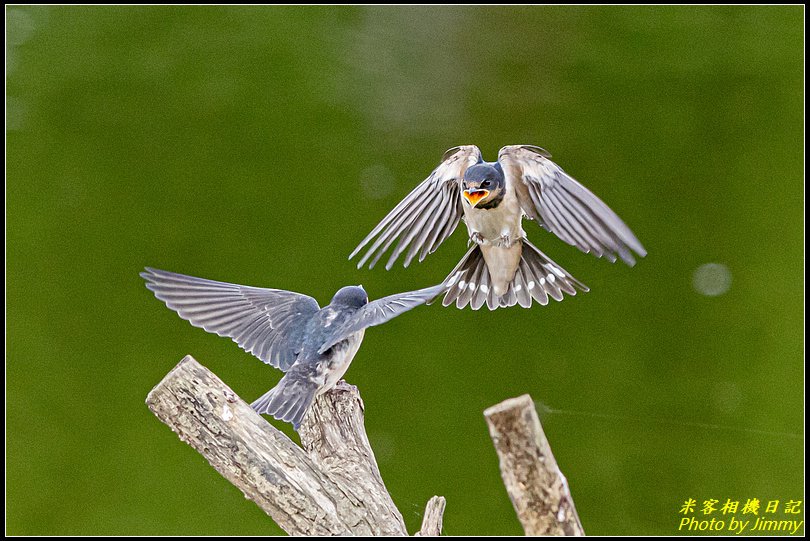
[484,394,584,536]
[146,355,408,535]
[299,380,407,535]
[415,496,446,536]
[146,356,581,536]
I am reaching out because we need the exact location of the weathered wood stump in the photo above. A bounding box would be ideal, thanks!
[147,355,582,536]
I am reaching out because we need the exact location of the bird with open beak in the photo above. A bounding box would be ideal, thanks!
[141,267,444,429]
[350,145,646,310]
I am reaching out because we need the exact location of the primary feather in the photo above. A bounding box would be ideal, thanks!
[141,267,319,370]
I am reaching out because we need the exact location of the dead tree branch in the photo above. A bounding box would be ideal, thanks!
[146,355,410,535]
[146,356,581,536]
[415,496,447,536]
[299,380,407,534]
[484,394,585,536]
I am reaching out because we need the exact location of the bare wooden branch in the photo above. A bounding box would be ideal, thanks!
[415,496,446,536]
[147,356,582,536]
[484,394,584,536]
[300,381,407,535]
[146,355,409,536]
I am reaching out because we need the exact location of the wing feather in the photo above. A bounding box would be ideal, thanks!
[141,268,320,371]
[543,187,599,254]
[395,182,460,268]
[402,187,452,266]
[317,284,445,354]
[351,146,482,269]
[550,185,617,256]
[499,145,646,266]
[421,187,455,258]
[360,191,429,268]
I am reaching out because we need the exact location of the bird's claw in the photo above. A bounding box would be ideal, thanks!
[493,234,514,248]
[469,232,485,246]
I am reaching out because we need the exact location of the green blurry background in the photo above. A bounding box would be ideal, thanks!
[6,5,803,536]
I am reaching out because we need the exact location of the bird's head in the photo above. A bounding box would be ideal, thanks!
[462,163,505,209]
[331,285,369,308]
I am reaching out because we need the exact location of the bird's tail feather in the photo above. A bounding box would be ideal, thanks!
[437,239,589,310]
[251,376,319,431]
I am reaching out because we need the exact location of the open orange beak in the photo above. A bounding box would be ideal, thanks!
[463,189,490,208]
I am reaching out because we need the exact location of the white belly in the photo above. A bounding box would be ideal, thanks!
[462,187,525,295]
[319,329,365,393]
[480,243,523,295]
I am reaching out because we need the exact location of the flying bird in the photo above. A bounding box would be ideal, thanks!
[141,267,443,429]
[350,145,646,310]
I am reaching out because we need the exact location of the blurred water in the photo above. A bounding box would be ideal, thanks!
[6,5,803,535]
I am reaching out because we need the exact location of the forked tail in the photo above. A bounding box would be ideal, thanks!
[251,374,319,431]
[436,239,589,310]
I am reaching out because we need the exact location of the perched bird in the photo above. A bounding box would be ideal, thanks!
[141,267,443,429]
[350,145,646,310]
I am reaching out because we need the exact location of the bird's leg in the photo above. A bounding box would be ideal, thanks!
[468,232,486,246]
[493,234,515,249]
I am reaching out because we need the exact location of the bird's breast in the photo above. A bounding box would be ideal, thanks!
[462,187,524,241]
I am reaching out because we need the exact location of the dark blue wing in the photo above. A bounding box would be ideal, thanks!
[142,268,320,371]
[317,284,444,354]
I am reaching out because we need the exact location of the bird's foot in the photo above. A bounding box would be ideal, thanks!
[334,380,358,393]
[493,234,515,249]
[468,232,486,246]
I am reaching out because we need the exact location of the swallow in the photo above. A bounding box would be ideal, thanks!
[350,145,646,310]
[141,267,443,430]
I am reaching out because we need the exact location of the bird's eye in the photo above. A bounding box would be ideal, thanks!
[482,180,492,188]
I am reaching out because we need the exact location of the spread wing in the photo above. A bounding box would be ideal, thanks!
[498,145,647,266]
[350,145,483,269]
[141,268,320,371]
[317,283,445,354]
